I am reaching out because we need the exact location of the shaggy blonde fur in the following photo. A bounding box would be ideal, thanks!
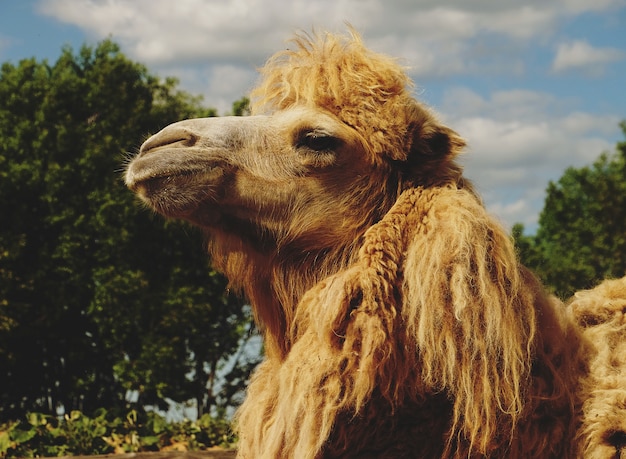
[126,29,626,458]
[236,184,582,458]
[570,277,626,458]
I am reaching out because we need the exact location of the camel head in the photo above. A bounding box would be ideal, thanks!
[127,107,383,248]
[125,30,466,356]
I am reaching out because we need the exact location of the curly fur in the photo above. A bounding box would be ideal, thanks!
[126,29,626,458]
[235,182,585,458]
[570,277,626,458]
[238,31,582,458]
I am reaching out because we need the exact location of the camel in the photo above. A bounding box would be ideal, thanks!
[125,30,626,458]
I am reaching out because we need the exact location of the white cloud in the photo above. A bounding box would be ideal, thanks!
[488,198,537,228]
[37,0,623,71]
[552,40,625,75]
[33,0,626,116]
[478,6,555,40]
[164,64,258,114]
[559,0,626,13]
[441,87,621,229]
[36,0,354,65]
[0,35,16,59]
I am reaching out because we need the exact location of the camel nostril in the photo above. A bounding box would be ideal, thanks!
[140,128,199,155]
[182,133,199,147]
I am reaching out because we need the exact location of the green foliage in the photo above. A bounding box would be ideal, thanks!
[230,96,250,116]
[0,40,260,422]
[514,122,626,298]
[0,409,234,458]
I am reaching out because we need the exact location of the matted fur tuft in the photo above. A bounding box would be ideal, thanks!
[251,29,420,164]
[235,185,581,458]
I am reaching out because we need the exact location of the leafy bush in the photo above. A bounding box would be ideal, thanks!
[0,409,235,458]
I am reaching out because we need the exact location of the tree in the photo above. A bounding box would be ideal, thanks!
[0,40,259,421]
[230,96,250,116]
[514,122,626,299]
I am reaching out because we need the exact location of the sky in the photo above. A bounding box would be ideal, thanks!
[1,0,625,232]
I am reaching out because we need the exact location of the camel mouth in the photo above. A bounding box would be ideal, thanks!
[126,155,227,222]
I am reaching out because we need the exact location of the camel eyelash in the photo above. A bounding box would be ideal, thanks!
[295,129,343,152]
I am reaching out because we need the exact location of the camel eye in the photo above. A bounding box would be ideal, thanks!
[297,130,342,152]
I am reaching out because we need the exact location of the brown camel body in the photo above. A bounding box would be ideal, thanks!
[126,30,626,458]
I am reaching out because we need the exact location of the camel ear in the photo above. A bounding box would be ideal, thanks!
[407,118,466,160]
[397,108,466,183]
[402,101,466,163]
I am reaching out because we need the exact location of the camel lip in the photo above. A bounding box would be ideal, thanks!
[126,165,222,191]
[125,147,228,191]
